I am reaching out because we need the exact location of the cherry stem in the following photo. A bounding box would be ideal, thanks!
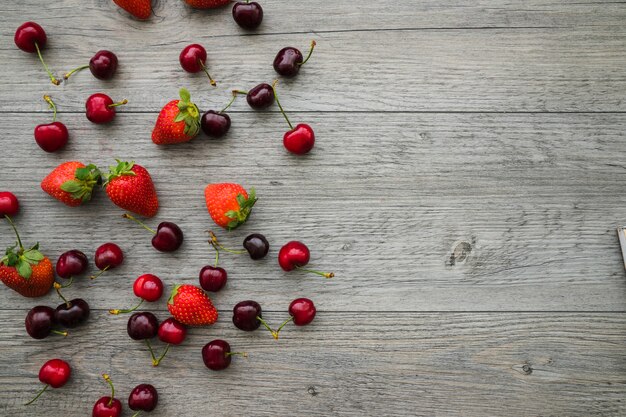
[131,412,142,417]
[24,384,48,405]
[271,80,293,130]
[4,215,23,250]
[51,329,68,337]
[214,246,219,267]
[226,351,248,358]
[108,99,128,108]
[109,299,144,315]
[123,213,156,234]
[53,282,71,307]
[102,374,115,405]
[208,231,245,255]
[299,40,317,66]
[43,95,58,122]
[199,60,217,87]
[232,89,248,95]
[34,42,60,85]
[256,316,278,339]
[56,276,74,288]
[296,266,334,278]
[153,344,170,367]
[145,339,158,366]
[63,64,89,80]
[220,92,238,114]
[272,316,294,339]
[90,265,110,279]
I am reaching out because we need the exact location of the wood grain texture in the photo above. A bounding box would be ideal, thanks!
[1,311,626,417]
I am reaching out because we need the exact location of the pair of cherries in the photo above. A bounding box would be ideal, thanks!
[232,298,316,339]
[93,374,158,417]
[25,299,90,339]
[127,312,187,367]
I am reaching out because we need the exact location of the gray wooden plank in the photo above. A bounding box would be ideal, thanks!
[1,311,625,416]
[1,2,626,112]
[1,112,626,311]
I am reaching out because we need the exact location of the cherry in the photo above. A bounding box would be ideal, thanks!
[109,274,164,315]
[273,41,316,77]
[243,233,270,259]
[91,242,124,279]
[56,250,88,279]
[123,213,183,252]
[0,192,19,217]
[127,312,158,340]
[199,265,227,292]
[272,80,316,155]
[179,44,216,86]
[34,95,68,153]
[14,22,60,85]
[54,298,90,329]
[200,92,238,139]
[232,300,274,337]
[273,298,317,339]
[234,83,274,109]
[25,358,71,405]
[85,93,127,124]
[278,241,334,278]
[158,318,187,345]
[129,384,158,413]
[64,50,118,81]
[202,339,247,371]
[92,374,122,417]
[232,2,263,30]
[25,306,67,339]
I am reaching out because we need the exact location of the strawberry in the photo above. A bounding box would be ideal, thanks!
[204,183,257,230]
[184,0,229,9]
[104,160,159,217]
[41,161,101,207]
[112,0,152,20]
[0,217,54,297]
[152,88,200,145]
[167,284,218,326]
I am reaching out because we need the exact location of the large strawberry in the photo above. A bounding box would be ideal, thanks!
[0,217,54,297]
[152,88,200,145]
[184,0,229,9]
[113,0,152,20]
[204,183,256,230]
[41,161,100,207]
[104,160,159,217]
[167,284,218,326]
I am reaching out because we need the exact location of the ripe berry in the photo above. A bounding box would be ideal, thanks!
[202,339,247,371]
[232,2,263,29]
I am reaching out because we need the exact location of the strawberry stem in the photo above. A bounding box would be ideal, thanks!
[109,299,144,315]
[123,213,156,234]
[24,384,48,405]
[90,265,110,279]
[63,64,89,80]
[4,215,23,250]
[296,266,334,278]
[43,95,58,122]
[107,99,128,108]
[199,60,217,87]
[152,343,170,366]
[299,40,317,66]
[102,374,115,405]
[35,42,60,85]
[271,80,293,130]
[272,316,294,339]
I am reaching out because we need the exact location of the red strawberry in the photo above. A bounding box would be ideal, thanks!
[167,284,218,326]
[41,161,100,207]
[184,0,229,9]
[152,88,200,145]
[104,160,159,217]
[204,183,257,230]
[113,0,152,20]
[0,217,54,297]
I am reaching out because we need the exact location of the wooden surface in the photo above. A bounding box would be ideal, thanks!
[1,1,626,416]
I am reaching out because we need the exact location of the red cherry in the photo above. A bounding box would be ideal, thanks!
[133,274,164,302]
[56,250,89,279]
[25,359,71,405]
[283,123,315,155]
[123,214,184,252]
[128,384,158,412]
[85,93,127,124]
[158,318,187,345]
[34,122,68,152]
[202,339,247,371]
[199,265,227,292]
[289,297,316,325]
[92,374,122,417]
[14,22,59,85]
[0,192,19,217]
[278,241,334,278]
[180,44,216,86]
[92,243,124,279]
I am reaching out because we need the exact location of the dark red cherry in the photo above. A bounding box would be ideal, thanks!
[199,265,227,292]
[128,384,158,412]
[232,300,262,331]
[127,312,159,340]
[133,274,164,302]
[273,47,303,77]
[283,123,315,155]
[93,242,124,277]
[34,122,68,153]
[232,2,263,29]
[246,83,274,109]
[202,339,246,371]
[85,93,127,124]
[158,318,187,345]
[25,306,63,339]
[0,192,19,217]
[56,250,88,279]
[152,222,184,252]
[89,50,118,80]
[243,233,269,259]
[54,299,90,328]
[201,110,231,138]
[14,21,46,53]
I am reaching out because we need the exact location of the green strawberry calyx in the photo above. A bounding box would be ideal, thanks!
[225,188,258,230]
[60,163,101,203]
[103,160,136,186]
[174,88,200,138]
[0,216,43,279]
[168,284,183,305]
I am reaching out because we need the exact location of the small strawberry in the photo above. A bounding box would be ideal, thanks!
[104,160,159,218]
[184,0,229,9]
[152,88,200,145]
[0,217,54,297]
[204,183,257,230]
[113,0,152,20]
[41,161,100,207]
[167,284,218,326]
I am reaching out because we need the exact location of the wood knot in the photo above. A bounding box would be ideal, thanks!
[446,241,472,266]
[307,386,319,396]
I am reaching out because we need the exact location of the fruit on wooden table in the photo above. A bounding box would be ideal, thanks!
[104,160,159,217]
[41,162,101,207]
[202,339,247,371]
[92,373,123,417]
[14,21,59,85]
[86,93,127,124]
[200,92,238,138]
[278,240,334,278]
[128,383,159,414]
[122,213,184,252]
[167,284,218,326]
[272,297,317,339]
[0,192,19,217]
[113,0,152,20]
[234,83,275,109]
[91,242,124,279]
[272,80,316,154]
[232,1,263,29]
[110,274,164,314]
[204,183,257,230]
[65,50,118,81]
[184,0,230,9]
[180,44,216,86]
[25,306,67,339]
[152,88,201,145]
[34,95,68,153]
[54,298,90,328]
[25,359,71,405]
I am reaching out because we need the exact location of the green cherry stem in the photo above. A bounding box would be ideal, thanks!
[296,266,334,278]
[63,64,89,80]
[53,282,71,307]
[102,374,116,406]
[43,95,58,122]
[56,276,73,288]
[145,339,159,366]
[226,351,248,358]
[208,231,245,255]
[107,99,128,108]
[131,412,142,417]
[109,299,144,315]
[220,92,238,114]
[34,42,60,86]
[90,265,110,280]
[271,80,293,130]
[51,329,68,337]
[24,384,49,405]
[299,40,317,66]
[4,215,24,250]
[256,316,279,339]
[232,89,248,95]
[198,59,217,86]
[272,316,294,339]
[152,344,170,367]
[123,213,156,234]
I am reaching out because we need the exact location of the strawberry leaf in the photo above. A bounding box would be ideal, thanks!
[60,180,82,193]
[179,88,191,104]
[224,188,258,230]
[174,112,186,123]
[23,250,44,263]
[168,285,182,305]
[16,259,32,279]
[104,160,135,186]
